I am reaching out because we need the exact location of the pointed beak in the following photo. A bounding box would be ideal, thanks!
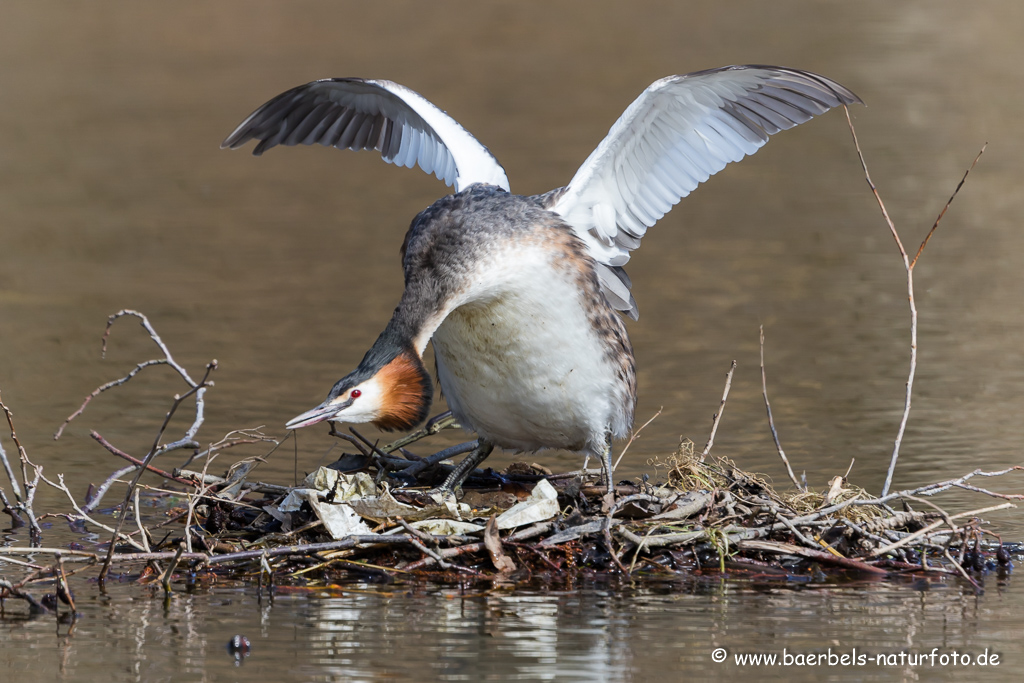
[286,398,349,430]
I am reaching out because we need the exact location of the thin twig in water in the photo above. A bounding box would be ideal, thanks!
[844,107,984,497]
[89,432,194,485]
[867,502,1012,558]
[38,473,147,552]
[84,465,137,513]
[759,326,804,491]
[99,360,217,584]
[910,144,987,270]
[177,428,278,470]
[614,408,662,471]
[54,360,168,440]
[161,544,185,593]
[54,552,77,615]
[701,360,737,461]
[0,426,22,500]
[943,546,983,594]
[0,393,43,542]
[133,488,151,553]
[0,484,25,527]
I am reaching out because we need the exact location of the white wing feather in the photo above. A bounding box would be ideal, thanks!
[550,66,861,267]
[222,78,510,193]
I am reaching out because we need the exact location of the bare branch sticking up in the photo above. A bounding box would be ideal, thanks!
[843,106,984,497]
[0,393,43,543]
[701,360,737,461]
[759,326,804,491]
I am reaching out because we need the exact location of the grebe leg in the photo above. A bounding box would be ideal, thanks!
[431,438,495,494]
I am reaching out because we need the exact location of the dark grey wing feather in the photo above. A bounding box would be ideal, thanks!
[223,78,510,192]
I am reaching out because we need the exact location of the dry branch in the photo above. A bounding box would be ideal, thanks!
[759,326,803,491]
[843,107,985,497]
[701,360,736,460]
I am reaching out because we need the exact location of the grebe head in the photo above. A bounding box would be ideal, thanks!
[286,348,432,432]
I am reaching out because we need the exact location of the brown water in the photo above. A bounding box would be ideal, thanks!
[2,1,1024,680]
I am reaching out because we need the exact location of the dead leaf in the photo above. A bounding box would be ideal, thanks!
[823,476,846,507]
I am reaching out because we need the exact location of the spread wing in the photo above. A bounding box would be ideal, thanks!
[222,78,510,193]
[550,65,862,277]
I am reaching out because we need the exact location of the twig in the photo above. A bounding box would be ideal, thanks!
[614,409,662,471]
[379,411,458,453]
[0,578,52,613]
[910,144,987,269]
[868,502,1013,558]
[161,544,186,593]
[83,465,137,513]
[395,518,437,546]
[177,428,278,470]
[738,540,889,575]
[701,360,737,461]
[206,535,419,565]
[99,360,217,584]
[172,469,290,496]
[90,432,195,484]
[54,552,77,615]
[408,537,460,573]
[185,449,221,554]
[844,107,984,497]
[38,473,147,552]
[0,485,26,527]
[0,392,43,542]
[607,493,668,519]
[0,547,101,560]
[772,508,821,551]
[54,360,168,440]
[403,522,554,571]
[845,105,914,499]
[943,546,983,594]
[603,517,632,575]
[503,541,561,572]
[57,311,212,456]
[951,481,1024,500]
[0,428,22,500]
[133,488,151,553]
[759,326,804,491]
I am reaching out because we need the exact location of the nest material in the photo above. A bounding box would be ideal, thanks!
[2,427,1021,618]
[44,443,1019,590]
[2,311,1020,613]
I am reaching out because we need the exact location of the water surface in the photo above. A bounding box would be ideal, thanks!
[2,1,1023,680]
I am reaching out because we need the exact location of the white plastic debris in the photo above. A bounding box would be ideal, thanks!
[271,467,473,535]
[309,497,374,539]
[347,487,472,521]
[303,468,377,499]
[495,479,560,530]
[277,488,319,513]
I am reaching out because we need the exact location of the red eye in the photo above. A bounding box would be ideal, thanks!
[350,389,361,399]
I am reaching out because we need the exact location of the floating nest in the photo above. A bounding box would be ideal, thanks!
[5,423,1019,614]
[2,311,1021,618]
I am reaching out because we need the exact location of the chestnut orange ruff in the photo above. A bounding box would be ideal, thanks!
[373,350,432,431]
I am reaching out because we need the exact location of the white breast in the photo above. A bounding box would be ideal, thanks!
[430,241,631,453]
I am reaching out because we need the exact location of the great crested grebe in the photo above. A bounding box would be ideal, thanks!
[222,65,860,494]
